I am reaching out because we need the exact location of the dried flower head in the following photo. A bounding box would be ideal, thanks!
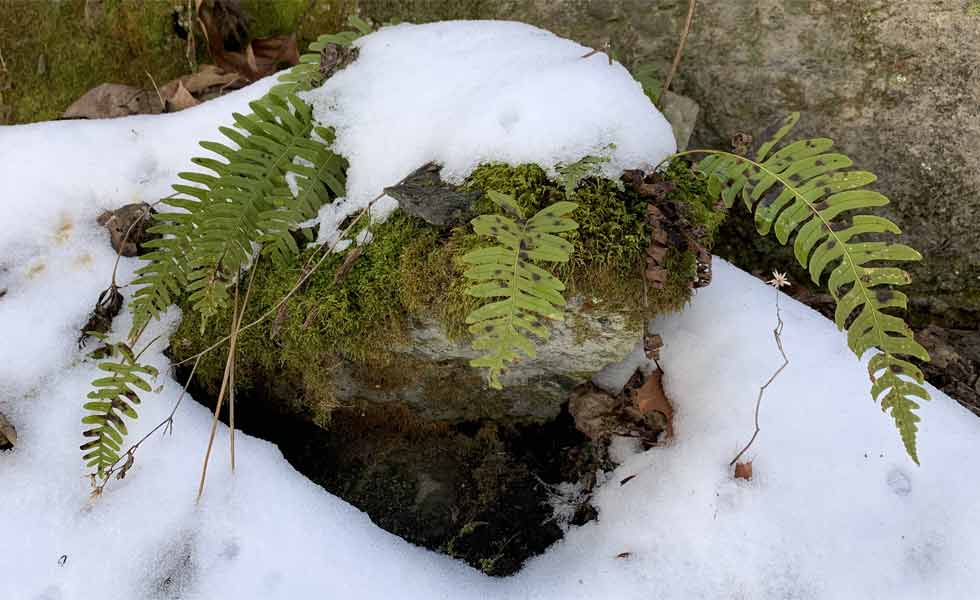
[768,270,790,289]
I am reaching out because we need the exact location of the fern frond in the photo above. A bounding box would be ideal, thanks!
[271,15,373,95]
[129,93,347,336]
[555,147,618,199]
[695,113,931,462]
[462,191,578,388]
[80,343,158,477]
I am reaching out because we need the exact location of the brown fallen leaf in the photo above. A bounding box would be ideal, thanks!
[78,284,123,347]
[615,552,632,559]
[63,84,162,119]
[177,64,243,95]
[734,460,753,480]
[633,370,674,438]
[165,81,200,112]
[0,410,16,449]
[97,202,158,257]
[334,246,364,285]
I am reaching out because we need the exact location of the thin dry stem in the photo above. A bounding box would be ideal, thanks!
[729,288,789,467]
[145,70,165,111]
[658,0,696,107]
[196,260,259,500]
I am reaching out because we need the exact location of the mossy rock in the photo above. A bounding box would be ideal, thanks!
[171,160,719,426]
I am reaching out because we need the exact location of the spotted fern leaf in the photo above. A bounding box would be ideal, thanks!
[80,342,158,477]
[695,113,931,462]
[463,191,578,389]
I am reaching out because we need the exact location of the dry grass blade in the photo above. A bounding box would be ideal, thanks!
[658,0,696,107]
[197,258,259,500]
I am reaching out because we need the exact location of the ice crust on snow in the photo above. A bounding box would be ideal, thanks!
[1,21,979,600]
[301,20,677,239]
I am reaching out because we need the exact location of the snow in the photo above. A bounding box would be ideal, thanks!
[302,21,677,238]
[1,20,979,600]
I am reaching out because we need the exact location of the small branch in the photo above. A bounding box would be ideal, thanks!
[658,0,696,108]
[729,283,789,466]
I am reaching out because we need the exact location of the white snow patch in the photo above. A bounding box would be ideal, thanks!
[1,23,979,600]
[302,20,676,241]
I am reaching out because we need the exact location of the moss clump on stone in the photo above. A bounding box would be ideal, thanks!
[171,160,721,422]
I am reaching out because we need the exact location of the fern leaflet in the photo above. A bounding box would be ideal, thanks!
[80,342,158,477]
[555,146,618,199]
[463,191,578,388]
[693,113,930,462]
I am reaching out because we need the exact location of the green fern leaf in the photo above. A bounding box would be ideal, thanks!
[462,191,577,388]
[129,93,347,336]
[696,113,931,462]
[555,147,618,199]
[80,342,158,477]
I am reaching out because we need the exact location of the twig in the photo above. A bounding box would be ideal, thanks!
[729,279,789,467]
[145,71,165,111]
[196,259,258,500]
[658,0,696,108]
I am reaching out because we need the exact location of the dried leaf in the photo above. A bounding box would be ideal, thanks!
[165,81,200,112]
[615,552,632,559]
[643,333,663,361]
[79,285,123,346]
[98,202,158,257]
[0,410,16,449]
[115,451,135,480]
[734,460,753,480]
[319,43,360,82]
[633,370,674,438]
[333,246,363,285]
[176,64,242,94]
[63,84,162,119]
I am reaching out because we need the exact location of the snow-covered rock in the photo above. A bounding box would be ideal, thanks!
[0,20,978,600]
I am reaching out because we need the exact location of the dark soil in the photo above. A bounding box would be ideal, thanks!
[178,362,600,576]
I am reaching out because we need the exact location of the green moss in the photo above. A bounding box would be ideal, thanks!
[172,160,721,422]
[0,0,356,125]
[0,0,190,124]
